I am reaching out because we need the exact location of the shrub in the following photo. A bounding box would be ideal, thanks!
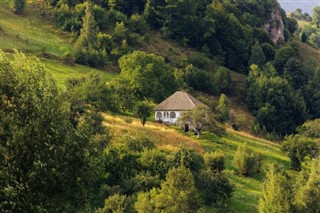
[62,51,75,65]
[97,194,134,213]
[203,151,225,172]
[232,143,257,176]
[196,169,234,206]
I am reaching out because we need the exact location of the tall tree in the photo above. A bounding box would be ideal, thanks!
[118,51,177,102]
[312,6,320,28]
[0,51,106,211]
[249,41,266,69]
[12,0,25,14]
[75,1,98,50]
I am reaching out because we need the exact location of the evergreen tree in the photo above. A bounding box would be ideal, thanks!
[75,2,98,50]
[12,0,25,14]
[258,164,292,213]
[249,41,266,69]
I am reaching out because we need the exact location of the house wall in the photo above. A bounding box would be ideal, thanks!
[154,111,184,124]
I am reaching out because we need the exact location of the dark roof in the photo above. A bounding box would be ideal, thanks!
[154,91,205,111]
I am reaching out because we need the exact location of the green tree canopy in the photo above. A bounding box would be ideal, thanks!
[249,41,266,69]
[118,51,177,102]
[0,51,106,211]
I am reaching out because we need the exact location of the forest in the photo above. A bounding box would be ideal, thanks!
[0,0,320,212]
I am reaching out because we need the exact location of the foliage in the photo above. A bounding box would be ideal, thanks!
[178,105,224,138]
[61,51,75,65]
[273,44,299,74]
[281,135,318,170]
[258,164,292,213]
[249,41,266,69]
[97,194,134,213]
[232,143,258,176]
[118,51,177,103]
[212,66,234,95]
[313,6,320,28]
[196,168,234,206]
[135,100,152,126]
[215,93,230,122]
[184,64,214,94]
[246,64,307,136]
[297,119,320,138]
[134,166,200,213]
[203,151,225,172]
[65,73,117,113]
[11,0,25,14]
[293,160,320,212]
[0,51,107,211]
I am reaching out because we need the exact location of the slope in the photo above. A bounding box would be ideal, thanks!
[0,0,116,86]
[102,113,295,213]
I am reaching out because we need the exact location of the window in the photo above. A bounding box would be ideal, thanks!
[156,112,162,119]
[170,112,176,118]
[164,111,169,117]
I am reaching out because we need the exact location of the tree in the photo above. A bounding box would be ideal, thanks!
[0,51,107,211]
[232,143,257,176]
[297,119,320,138]
[177,105,224,138]
[273,45,298,74]
[313,6,320,28]
[118,51,177,102]
[293,160,320,212]
[135,100,152,126]
[281,135,318,170]
[75,2,98,50]
[258,164,292,213]
[246,64,307,136]
[135,166,200,213]
[12,0,25,14]
[249,41,266,69]
[184,64,214,94]
[283,58,309,90]
[215,93,229,122]
[212,66,234,95]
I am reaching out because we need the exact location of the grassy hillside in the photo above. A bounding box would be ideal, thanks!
[0,0,116,87]
[102,113,295,213]
[296,41,320,69]
[0,0,72,56]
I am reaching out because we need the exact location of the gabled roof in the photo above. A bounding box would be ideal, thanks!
[154,91,205,111]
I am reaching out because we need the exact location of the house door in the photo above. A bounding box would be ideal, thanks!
[184,124,189,132]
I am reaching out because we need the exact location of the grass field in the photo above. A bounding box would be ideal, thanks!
[42,58,116,88]
[102,113,297,213]
[0,0,73,57]
[0,0,117,87]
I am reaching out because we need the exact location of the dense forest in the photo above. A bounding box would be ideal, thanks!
[1,0,320,212]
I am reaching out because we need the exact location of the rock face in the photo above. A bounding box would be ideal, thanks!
[264,8,285,45]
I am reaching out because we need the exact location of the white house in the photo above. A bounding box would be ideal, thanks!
[154,91,205,124]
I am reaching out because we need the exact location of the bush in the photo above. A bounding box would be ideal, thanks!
[61,51,75,65]
[232,143,258,176]
[203,151,225,172]
[196,169,234,206]
[212,66,234,95]
[97,194,134,213]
